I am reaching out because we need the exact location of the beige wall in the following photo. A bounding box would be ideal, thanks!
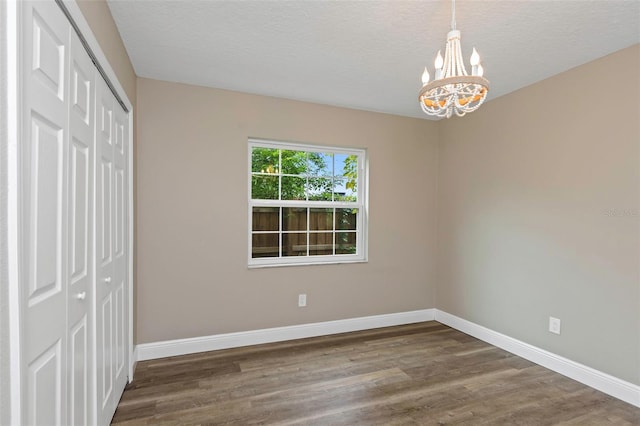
[76,0,136,102]
[437,45,640,385]
[135,78,440,344]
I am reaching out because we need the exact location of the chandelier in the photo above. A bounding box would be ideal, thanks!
[418,0,489,118]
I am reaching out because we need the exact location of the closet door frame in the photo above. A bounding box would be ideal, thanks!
[3,1,135,424]
[3,0,23,424]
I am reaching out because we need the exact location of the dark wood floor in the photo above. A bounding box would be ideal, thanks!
[112,322,639,425]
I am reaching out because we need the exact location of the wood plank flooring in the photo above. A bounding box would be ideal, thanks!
[112,322,639,425]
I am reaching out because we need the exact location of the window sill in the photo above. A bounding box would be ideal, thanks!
[248,257,368,269]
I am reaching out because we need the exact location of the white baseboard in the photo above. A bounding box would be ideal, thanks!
[136,309,435,362]
[129,346,138,383]
[434,309,640,408]
[133,307,638,408]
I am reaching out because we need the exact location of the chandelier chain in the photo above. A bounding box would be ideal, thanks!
[451,0,456,30]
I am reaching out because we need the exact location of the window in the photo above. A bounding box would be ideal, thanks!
[248,139,367,267]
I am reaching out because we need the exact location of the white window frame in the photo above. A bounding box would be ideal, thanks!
[248,138,368,268]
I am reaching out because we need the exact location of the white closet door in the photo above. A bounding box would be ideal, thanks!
[21,1,70,424]
[67,27,95,426]
[20,2,130,424]
[95,73,128,425]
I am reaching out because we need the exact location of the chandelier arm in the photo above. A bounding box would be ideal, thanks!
[452,39,464,76]
[447,40,453,78]
[443,40,452,78]
[455,38,466,76]
[448,38,456,78]
[444,56,450,78]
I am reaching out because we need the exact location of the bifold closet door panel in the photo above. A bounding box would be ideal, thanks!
[21,1,70,424]
[95,73,129,425]
[113,87,128,393]
[67,25,96,426]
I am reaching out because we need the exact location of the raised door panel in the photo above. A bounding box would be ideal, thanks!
[100,158,113,265]
[114,167,124,259]
[69,316,88,426]
[27,340,62,426]
[113,164,125,379]
[28,115,64,306]
[114,280,125,377]
[69,139,89,284]
[99,293,113,410]
[31,8,65,101]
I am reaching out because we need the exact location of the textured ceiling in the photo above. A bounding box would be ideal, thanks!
[107,0,640,119]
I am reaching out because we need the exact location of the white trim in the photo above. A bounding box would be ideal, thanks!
[248,139,368,268]
[127,111,134,382]
[249,138,364,155]
[435,309,640,408]
[130,345,138,379]
[136,309,435,361]
[5,0,22,424]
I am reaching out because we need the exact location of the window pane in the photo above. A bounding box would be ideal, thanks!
[282,207,307,231]
[333,176,347,201]
[281,150,307,175]
[252,233,279,258]
[309,232,333,256]
[336,232,357,254]
[252,207,279,231]
[333,153,348,176]
[307,177,333,201]
[336,208,357,230]
[334,153,358,202]
[309,208,333,230]
[251,147,279,173]
[308,152,333,177]
[252,175,279,200]
[283,233,307,257]
[281,176,307,200]
[334,186,357,202]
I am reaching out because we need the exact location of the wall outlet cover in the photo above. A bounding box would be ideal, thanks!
[549,316,561,335]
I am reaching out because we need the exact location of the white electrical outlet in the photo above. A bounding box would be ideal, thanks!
[298,294,307,307]
[549,316,561,335]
